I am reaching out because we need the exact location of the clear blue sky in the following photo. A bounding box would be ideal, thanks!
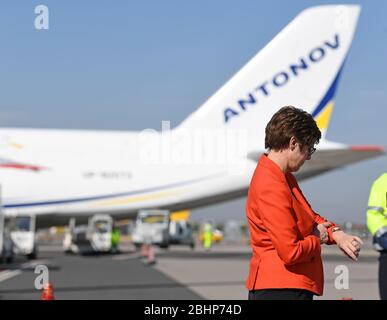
[0,1,385,224]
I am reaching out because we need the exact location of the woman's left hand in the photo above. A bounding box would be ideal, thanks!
[332,231,363,261]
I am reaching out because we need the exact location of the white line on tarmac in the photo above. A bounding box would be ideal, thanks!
[0,270,22,283]
[0,260,47,283]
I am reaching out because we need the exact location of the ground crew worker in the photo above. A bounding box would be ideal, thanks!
[203,222,213,250]
[366,173,387,300]
[111,226,120,253]
[140,226,157,265]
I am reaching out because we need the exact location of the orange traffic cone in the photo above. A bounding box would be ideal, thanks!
[41,283,55,300]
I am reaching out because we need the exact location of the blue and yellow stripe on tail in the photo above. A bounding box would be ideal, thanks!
[312,64,344,133]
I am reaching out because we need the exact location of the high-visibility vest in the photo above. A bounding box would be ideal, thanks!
[111,229,120,247]
[366,173,387,238]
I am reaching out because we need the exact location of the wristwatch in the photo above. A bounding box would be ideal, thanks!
[331,226,342,233]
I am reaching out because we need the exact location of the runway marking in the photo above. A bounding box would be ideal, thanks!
[0,260,48,283]
[0,270,22,283]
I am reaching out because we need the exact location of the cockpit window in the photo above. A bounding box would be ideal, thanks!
[15,216,31,231]
[141,215,166,224]
[95,222,109,233]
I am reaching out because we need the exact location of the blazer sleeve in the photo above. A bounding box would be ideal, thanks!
[257,181,321,266]
[291,174,338,245]
[313,213,337,245]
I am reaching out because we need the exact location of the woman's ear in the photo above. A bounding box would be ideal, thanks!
[289,136,297,151]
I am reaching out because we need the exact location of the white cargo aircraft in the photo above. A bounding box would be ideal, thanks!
[0,5,383,231]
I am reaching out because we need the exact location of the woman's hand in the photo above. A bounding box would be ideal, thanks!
[312,222,332,244]
[332,231,363,261]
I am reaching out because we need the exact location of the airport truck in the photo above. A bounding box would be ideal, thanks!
[169,219,195,249]
[132,210,195,249]
[132,210,170,249]
[63,214,113,254]
[0,187,14,264]
[0,229,14,264]
[9,215,37,260]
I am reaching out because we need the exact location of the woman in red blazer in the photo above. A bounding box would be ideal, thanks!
[246,106,363,300]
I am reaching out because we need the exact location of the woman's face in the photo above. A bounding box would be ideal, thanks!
[288,139,312,172]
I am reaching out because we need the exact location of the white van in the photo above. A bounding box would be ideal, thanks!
[10,215,37,259]
[63,214,113,254]
[132,210,170,248]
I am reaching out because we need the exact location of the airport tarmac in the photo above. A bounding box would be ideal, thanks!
[0,242,381,300]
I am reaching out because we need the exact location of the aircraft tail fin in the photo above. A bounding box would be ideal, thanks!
[176,5,361,146]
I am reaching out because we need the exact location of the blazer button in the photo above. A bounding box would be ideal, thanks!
[311,256,315,262]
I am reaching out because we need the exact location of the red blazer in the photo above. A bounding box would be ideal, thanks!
[246,154,337,296]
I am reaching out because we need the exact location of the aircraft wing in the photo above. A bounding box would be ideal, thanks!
[247,145,385,181]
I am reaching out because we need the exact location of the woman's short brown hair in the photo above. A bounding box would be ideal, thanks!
[265,106,321,151]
